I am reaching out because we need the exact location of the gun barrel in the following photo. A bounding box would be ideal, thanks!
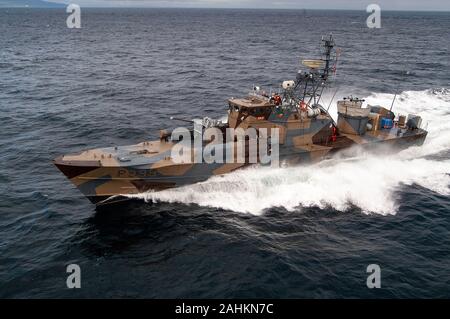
[169,116,194,123]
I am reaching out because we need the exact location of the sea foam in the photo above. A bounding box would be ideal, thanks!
[129,88,450,215]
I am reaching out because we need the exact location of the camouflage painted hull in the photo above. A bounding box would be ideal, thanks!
[54,35,429,206]
[54,126,427,206]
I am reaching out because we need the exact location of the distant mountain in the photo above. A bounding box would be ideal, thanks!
[0,0,65,8]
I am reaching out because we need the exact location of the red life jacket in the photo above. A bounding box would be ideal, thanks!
[274,95,282,105]
[331,126,337,142]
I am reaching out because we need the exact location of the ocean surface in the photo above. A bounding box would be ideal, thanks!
[0,8,449,298]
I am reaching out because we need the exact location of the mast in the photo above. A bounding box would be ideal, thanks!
[286,34,337,108]
[321,34,335,81]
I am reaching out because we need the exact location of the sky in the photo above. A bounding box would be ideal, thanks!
[42,0,450,11]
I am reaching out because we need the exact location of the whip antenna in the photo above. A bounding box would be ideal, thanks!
[327,87,339,112]
[390,88,399,112]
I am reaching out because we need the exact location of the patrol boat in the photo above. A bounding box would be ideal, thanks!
[54,35,428,205]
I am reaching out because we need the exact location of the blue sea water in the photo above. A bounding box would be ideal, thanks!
[0,8,449,298]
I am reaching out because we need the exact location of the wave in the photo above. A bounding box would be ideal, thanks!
[129,88,450,215]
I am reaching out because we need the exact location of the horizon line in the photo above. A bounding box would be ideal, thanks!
[2,6,450,12]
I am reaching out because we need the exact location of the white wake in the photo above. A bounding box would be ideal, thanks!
[130,88,450,215]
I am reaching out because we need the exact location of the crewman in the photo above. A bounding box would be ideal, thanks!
[273,94,282,106]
